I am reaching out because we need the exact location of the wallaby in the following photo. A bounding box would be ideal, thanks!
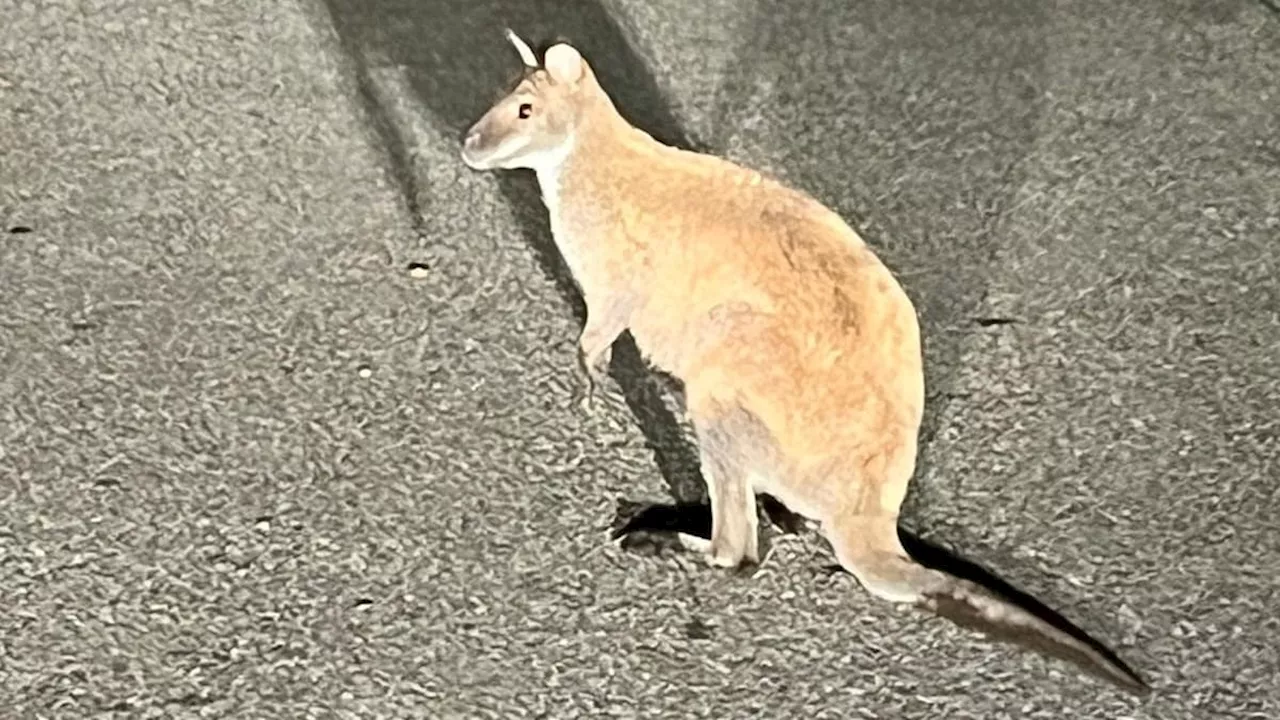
[460,29,1149,694]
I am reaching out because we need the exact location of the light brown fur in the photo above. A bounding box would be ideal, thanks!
[460,31,1149,693]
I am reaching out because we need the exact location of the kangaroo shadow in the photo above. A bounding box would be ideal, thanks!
[314,0,711,508]
[608,495,1139,683]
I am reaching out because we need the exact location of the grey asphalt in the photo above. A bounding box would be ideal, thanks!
[2,0,1278,717]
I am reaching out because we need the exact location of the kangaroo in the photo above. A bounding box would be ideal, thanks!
[460,29,1149,694]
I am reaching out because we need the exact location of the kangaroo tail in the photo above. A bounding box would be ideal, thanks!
[828,516,1150,694]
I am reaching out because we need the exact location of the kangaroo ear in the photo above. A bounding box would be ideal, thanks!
[504,28,538,68]
[544,43,584,84]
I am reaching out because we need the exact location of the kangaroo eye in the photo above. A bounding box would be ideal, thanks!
[518,103,533,119]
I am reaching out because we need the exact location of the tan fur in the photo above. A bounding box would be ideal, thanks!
[461,31,1149,693]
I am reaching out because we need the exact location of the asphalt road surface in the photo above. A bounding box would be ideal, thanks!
[3,0,1278,717]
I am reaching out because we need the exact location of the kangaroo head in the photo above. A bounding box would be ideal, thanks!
[461,30,599,172]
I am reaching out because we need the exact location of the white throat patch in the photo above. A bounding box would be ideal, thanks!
[530,135,574,218]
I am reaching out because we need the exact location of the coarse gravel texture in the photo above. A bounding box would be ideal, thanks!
[2,0,1278,718]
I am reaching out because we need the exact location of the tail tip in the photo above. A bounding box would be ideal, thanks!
[1113,665,1153,696]
[919,590,1152,696]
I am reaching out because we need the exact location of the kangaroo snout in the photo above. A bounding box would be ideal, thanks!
[460,126,489,170]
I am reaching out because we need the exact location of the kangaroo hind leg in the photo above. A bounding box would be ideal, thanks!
[687,400,778,570]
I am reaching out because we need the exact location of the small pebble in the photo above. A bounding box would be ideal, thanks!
[407,262,430,279]
[358,366,372,378]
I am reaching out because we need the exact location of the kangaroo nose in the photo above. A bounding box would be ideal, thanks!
[460,129,487,169]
